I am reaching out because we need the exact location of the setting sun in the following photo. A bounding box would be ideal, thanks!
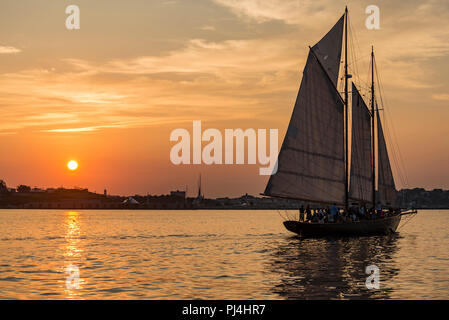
[67,160,78,171]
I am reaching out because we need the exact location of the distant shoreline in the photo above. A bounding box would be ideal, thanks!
[2,186,449,211]
[0,207,447,211]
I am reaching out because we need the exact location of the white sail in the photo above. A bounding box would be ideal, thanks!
[311,14,344,86]
[349,84,373,203]
[377,116,397,207]
[264,50,345,204]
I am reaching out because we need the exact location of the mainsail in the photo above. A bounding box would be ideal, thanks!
[311,15,344,86]
[264,17,345,204]
[349,84,373,203]
[377,116,397,206]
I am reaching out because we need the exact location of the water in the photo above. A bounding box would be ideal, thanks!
[0,209,448,299]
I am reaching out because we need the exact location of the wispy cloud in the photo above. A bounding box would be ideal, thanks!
[199,25,216,31]
[0,131,17,135]
[96,37,301,76]
[0,45,21,54]
[42,124,123,133]
[1,0,449,136]
[432,94,449,101]
[212,0,335,25]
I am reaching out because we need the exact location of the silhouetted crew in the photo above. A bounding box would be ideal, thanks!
[330,204,338,222]
[299,205,305,222]
[306,205,312,222]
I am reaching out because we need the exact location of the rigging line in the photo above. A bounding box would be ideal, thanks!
[348,17,357,82]
[347,53,371,67]
[397,211,418,231]
[374,58,410,187]
[348,31,359,106]
[276,209,288,221]
[374,58,408,187]
[378,100,407,187]
[349,17,372,201]
[374,60,407,188]
[349,15,370,99]
[382,101,410,188]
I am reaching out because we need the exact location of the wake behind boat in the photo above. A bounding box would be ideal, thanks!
[262,7,417,237]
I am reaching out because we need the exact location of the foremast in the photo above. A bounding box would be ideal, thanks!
[344,6,349,212]
[371,46,376,208]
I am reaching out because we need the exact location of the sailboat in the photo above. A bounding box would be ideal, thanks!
[262,8,417,237]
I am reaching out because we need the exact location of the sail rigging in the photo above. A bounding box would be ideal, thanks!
[264,16,345,205]
[262,8,417,238]
[377,116,397,206]
[264,9,400,210]
[349,83,373,203]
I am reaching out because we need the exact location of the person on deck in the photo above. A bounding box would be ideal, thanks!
[338,210,346,223]
[388,207,394,216]
[325,207,332,223]
[350,209,358,221]
[367,207,374,219]
[349,204,358,219]
[371,207,377,219]
[328,209,335,223]
[318,209,324,221]
[330,204,338,222]
[299,205,305,222]
[306,205,312,222]
[311,209,318,223]
[318,213,325,224]
[376,202,382,215]
[359,205,366,220]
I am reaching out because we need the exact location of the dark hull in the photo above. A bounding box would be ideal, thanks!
[283,215,401,237]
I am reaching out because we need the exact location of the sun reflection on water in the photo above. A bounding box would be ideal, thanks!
[63,211,85,299]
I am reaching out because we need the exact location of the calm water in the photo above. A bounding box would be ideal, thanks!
[0,209,448,299]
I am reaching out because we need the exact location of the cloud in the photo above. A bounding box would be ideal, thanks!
[432,94,449,101]
[42,124,123,133]
[211,0,336,25]
[0,45,21,54]
[0,131,16,135]
[1,0,449,136]
[97,37,301,76]
[0,35,301,134]
[199,25,216,31]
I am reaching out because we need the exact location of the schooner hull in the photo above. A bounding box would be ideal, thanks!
[283,215,401,237]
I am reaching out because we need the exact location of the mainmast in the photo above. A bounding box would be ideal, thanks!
[344,7,349,212]
[371,46,376,207]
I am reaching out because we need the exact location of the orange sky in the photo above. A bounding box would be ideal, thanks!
[0,0,448,197]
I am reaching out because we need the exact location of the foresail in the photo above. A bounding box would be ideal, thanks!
[349,84,372,203]
[311,14,344,86]
[264,51,345,204]
[377,116,397,207]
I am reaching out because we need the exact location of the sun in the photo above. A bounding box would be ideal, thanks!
[67,160,78,171]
